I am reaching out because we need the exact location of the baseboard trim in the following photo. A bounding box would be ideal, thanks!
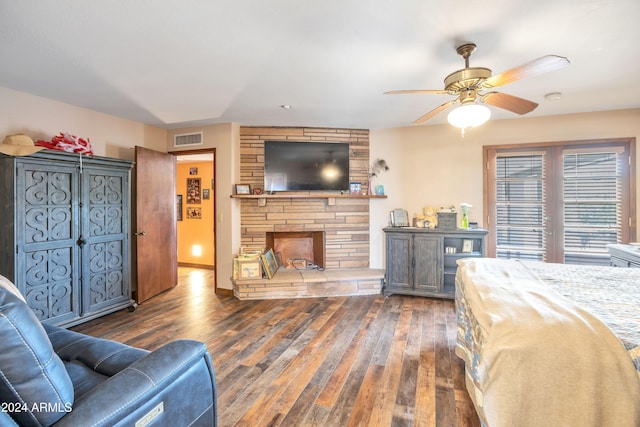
[178,262,215,270]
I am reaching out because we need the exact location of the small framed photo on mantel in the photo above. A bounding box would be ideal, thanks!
[349,182,362,195]
[235,184,251,195]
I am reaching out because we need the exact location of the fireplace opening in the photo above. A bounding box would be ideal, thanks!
[266,231,325,269]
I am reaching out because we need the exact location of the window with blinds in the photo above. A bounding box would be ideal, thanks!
[485,138,634,265]
[495,154,546,261]
[563,151,622,265]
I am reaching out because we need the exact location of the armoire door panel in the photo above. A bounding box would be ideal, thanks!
[17,161,80,325]
[82,167,131,316]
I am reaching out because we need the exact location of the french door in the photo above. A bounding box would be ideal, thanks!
[484,138,635,265]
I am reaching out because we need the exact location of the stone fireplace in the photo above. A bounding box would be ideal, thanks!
[238,126,371,270]
[266,231,325,269]
[233,126,385,300]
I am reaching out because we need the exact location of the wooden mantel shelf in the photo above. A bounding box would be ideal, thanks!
[231,192,386,206]
[231,193,387,199]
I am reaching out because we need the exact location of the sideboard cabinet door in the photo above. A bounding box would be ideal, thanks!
[385,232,412,290]
[413,234,442,292]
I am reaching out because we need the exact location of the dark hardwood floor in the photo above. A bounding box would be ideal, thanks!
[72,268,480,427]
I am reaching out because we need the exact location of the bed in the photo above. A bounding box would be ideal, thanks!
[455,257,640,427]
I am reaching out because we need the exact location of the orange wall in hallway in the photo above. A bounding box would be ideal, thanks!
[177,161,215,267]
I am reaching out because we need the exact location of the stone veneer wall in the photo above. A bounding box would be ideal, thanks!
[239,127,371,269]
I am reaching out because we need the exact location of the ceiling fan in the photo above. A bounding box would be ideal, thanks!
[385,43,570,129]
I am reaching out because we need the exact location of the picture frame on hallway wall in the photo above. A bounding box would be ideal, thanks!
[187,178,201,204]
[176,195,183,221]
[186,207,202,219]
[203,189,210,200]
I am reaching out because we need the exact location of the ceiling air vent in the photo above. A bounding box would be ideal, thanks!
[174,132,203,147]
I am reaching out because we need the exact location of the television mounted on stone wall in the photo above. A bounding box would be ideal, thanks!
[264,140,350,192]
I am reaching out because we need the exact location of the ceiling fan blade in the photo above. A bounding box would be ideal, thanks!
[384,89,449,95]
[481,55,570,88]
[414,100,457,124]
[482,92,538,115]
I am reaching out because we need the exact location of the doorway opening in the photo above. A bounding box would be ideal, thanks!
[172,149,216,291]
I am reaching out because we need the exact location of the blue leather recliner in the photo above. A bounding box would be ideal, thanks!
[0,276,217,426]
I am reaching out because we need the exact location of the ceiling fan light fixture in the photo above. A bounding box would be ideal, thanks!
[447,103,491,130]
[386,43,569,129]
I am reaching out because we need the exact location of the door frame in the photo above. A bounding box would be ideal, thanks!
[170,148,217,292]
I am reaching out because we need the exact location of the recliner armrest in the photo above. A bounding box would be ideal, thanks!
[45,324,149,376]
[53,340,217,427]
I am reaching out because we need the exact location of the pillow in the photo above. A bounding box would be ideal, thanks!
[0,274,25,302]
[0,288,74,426]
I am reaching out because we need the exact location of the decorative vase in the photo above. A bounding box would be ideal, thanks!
[461,212,469,229]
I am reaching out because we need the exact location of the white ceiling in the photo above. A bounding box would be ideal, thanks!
[1,0,639,130]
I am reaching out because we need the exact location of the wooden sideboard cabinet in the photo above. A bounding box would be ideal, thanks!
[607,244,640,268]
[384,227,488,299]
[0,150,134,327]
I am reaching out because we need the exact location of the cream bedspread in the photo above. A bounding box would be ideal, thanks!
[455,258,640,427]
[522,261,640,362]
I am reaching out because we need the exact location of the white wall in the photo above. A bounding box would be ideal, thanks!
[0,86,166,160]
[369,108,640,268]
[166,123,241,291]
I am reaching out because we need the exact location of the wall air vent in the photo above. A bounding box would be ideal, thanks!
[174,132,203,147]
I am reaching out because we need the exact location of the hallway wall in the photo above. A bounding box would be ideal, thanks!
[177,160,215,268]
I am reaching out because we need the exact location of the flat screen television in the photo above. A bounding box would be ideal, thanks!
[264,140,350,192]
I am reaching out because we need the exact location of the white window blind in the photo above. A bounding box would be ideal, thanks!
[563,150,622,265]
[495,154,546,261]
